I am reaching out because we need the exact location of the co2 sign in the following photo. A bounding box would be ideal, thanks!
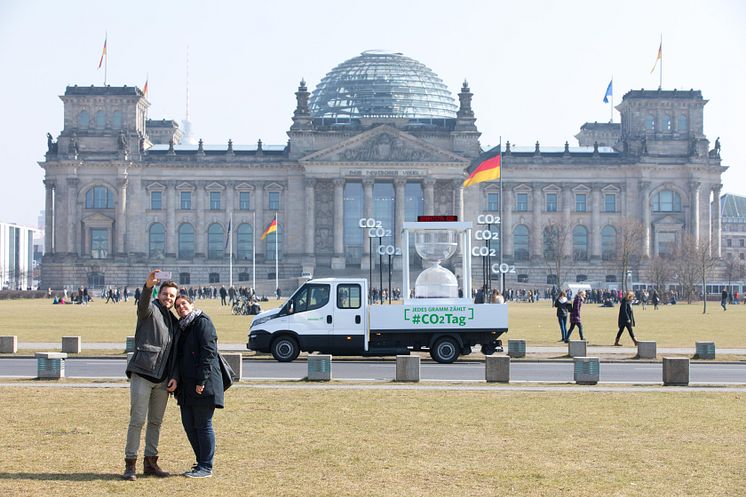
[474,229,500,241]
[377,245,402,256]
[358,217,382,228]
[476,214,501,225]
[368,227,391,238]
[491,263,517,274]
[471,246,497,257]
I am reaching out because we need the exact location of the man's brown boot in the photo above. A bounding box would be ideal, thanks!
[123,458,137,481]
[144,456,170,477]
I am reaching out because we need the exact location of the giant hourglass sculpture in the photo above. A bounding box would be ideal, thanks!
[414,229,459,298]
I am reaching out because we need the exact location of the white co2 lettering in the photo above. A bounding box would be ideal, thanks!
[491,263,516,274]
[476,214,501,225]
[474,229,500,241]
[358,218,382,228]
[368,227,387,238]
[471,247,497,257]
[376,245,402,256]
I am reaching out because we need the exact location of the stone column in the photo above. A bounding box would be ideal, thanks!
[453,180,464,220]
[303,179,316,256]
[699,185,711,252]
[503,185,513,258]
[166,182,177,257]
[712,184,722,257]
[65,177,79,255]
[640,181,651,257]
[562,184,573,257]
[195,182,205,257]
[362,178,374,268]
[423,178,435,216]
[44,180,55,253]
[116,176,128,255]
[394,178,406,250]
[591,184,601,260]
[255,182,265,256]
[332,179,345,269]
[531,184,543,259]
[690,181,701,242]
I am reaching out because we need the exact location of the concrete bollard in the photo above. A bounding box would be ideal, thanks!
[222,353,243,382]
[663,357,689,386]
[695,341,715,360]
[307,354,332,381]
[637,341,657,359]
[574,357,600,385]
[568,340,587,358]
[125,336,135,353]
[395,355,420,382]
[61,336,81,354]
[485,355,510,383]
[507,339,526,358]
[36,352,68,379]
[0,336,17,354]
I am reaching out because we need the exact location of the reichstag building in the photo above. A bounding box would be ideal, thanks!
[40,50,727,291]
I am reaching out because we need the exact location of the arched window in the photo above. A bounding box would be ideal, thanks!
[265,224,282,261]
[207,223,225,259]
[95,110,106,129]
[85,186,114,209]
[601,225,617,261]
[513,225,529,261]
[149,223,165,258]
[677,114,688,132]
[662,114,672,131]
[78,110,90,128]
[112,111,122,129]
[178,223,195,259]
[652,190,682,212]
[543,225,560,259]
[343,182,363,263]
[644,115,655,131]
[572,225,588,261]
[236,223,253,260]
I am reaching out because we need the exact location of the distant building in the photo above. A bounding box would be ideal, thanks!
[39,52,727,291]
[720,194,746,262]
[0,222,41,290]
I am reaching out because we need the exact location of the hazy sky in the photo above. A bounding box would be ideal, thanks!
[1,0,744,227]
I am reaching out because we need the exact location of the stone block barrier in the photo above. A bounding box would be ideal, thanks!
[222,353,243,382]
[0,336,17,354]
[61,336,81,354]
[307,354,332,381]
[485,355,510,383]
[568,340,587,358]
[395,355,420,382]
[637,341,657,359]
[36,352,67,379]
[125,336,135,353]
[507,339,526,358]
[663,357,689,386]
[574,357,599,385]
[695,341,715,359]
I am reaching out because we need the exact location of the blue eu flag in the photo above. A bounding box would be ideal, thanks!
[603,79,613,104]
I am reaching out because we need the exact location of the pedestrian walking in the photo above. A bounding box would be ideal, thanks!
[652,289,660,310]
[553,290,571,342]
[566,290,586,341]
[614,291,638,346]
[721,289,728,311]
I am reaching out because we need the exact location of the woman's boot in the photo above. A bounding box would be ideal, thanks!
[144,456,170,477]
[122,458,137,481]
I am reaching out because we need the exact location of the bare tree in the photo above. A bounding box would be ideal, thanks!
[722,256,746,301]
[672,235,699,304]
[647,255,673,294]
[693,236,718,313]
[617,220,645,292]
[542,221,572,287]
[675,234,718,312]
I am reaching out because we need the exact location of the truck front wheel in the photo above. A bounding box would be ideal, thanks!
[271,336,300,362]
[430,337,460,364]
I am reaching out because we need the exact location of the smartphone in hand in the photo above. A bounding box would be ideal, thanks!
[155,271,172,280]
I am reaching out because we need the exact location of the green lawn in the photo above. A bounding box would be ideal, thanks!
[0,297,744,348]
[0,386,743,497]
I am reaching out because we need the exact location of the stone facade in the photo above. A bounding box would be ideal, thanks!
[40,79,727,293]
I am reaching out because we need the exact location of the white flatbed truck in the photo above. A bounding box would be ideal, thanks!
[247,220,508,363]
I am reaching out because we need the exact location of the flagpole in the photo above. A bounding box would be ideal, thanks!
[659,35,663,90]
[252,210,256,294]
[229,212,233,289]
[104,33,108,86]
[499,137,504,295]
[274,212,279,296]
[610,78,614,123]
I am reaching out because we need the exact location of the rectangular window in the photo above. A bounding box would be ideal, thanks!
[575,194,587,212]
[179,272,190,285]
[545,193,557,212]
[727,239,732,247]
[516,193,528,212]
[740,240,744,247]
[150,191,162,210]
[337,284,362,309]
[239,191,251,210]
[604,193,616,212]
[268,191,280,210]
[90,228,108,259]
[180,191,192,210]
[210,191,221,210]
[487,192,499,212]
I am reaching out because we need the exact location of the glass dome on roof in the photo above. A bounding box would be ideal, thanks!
[309,51,458,119]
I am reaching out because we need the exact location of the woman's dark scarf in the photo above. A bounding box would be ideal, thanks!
[178,309,203,330]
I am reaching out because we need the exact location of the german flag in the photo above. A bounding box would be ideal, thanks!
[260,217,277,240]
[463,146,501,188]
[98,36,107,69]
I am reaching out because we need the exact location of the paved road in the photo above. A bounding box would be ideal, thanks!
[2,358,745,384]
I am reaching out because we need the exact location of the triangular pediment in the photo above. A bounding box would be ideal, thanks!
[300,125,467,163]
[81,212,114,224]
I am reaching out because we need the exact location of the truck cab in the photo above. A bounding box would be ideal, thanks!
[248,278,369,361]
